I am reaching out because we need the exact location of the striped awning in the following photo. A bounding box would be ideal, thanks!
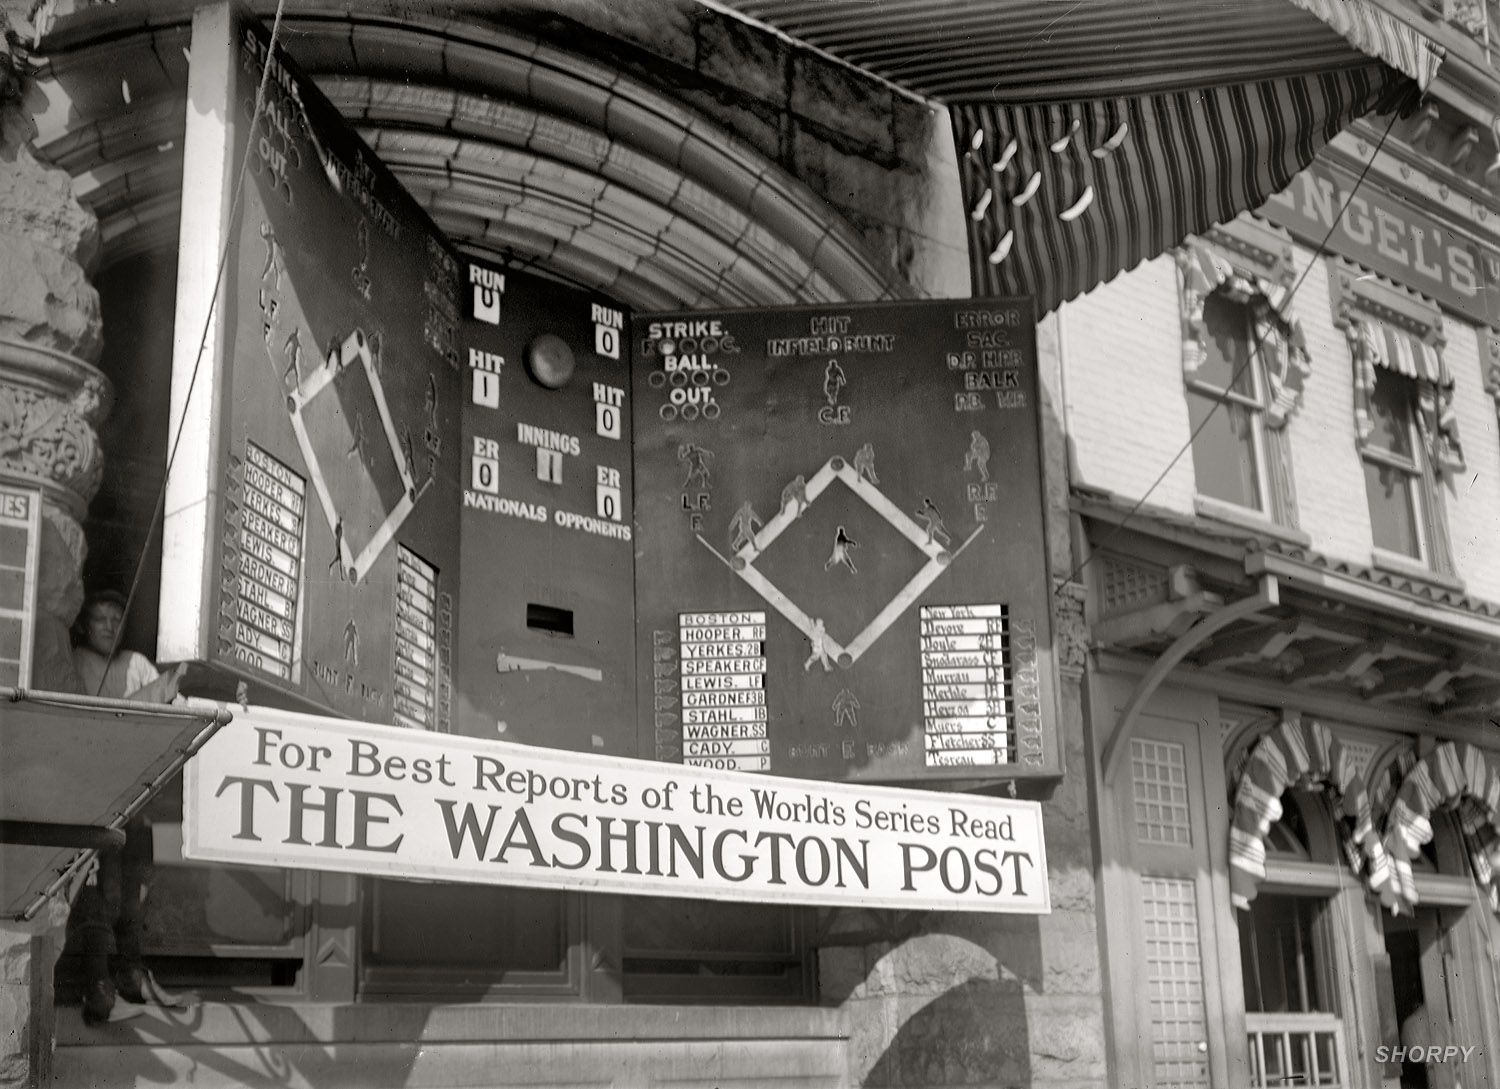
[716,0,1442,315]
[954,65,1417,314]
[1358,319,1445,384]
[1349,313,1464,472]
[1286,0,1444,90]
[720,0,1442,101]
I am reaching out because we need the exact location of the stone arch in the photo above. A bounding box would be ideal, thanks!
[37,9,902,307]
[1383,740,1500,913]
[1228,713,1393,910]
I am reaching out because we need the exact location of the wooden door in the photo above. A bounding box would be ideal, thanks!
[1097,684,1238,1087]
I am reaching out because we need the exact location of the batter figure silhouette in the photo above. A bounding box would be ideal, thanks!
[916,497,951,547]
[823,359,846,406]
[804,618,834,672]
[728,501,763,552]
[964,430,991,482]
[825,525,858,573]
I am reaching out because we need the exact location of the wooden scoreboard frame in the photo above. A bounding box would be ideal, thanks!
[161,4,461,727]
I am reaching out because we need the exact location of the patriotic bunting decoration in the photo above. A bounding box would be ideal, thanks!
[1228,715,1394,911]
[1176,240,1312,428]
[1383,741,1500,914]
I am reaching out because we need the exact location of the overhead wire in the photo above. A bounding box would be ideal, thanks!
[90,10,1409,686]
[1052,103,1406,598]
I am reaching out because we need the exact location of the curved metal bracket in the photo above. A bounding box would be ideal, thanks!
[1100,573,1280,783]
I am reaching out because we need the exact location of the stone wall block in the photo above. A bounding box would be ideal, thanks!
[0,898,67,1089]
[0,982,27,1086]
[895,226,970,299]
[1045,865,1098,914]
[1025,995,1110,1083]
[544,0,698,71]
[1036,910,1103,996]
[789,52,894,161]
[817,944,870,1004]
[695,11,788,107]
[882,932,1004,996]
[790,123,906,220]
[0,236,100,360]
[673,86,782,166]
[862,987,1033,1087]
[0,149,99,270]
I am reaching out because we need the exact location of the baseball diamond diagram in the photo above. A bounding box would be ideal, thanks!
[633,300,1060,783]
[163,16,1059,787]
[162,13,461,726]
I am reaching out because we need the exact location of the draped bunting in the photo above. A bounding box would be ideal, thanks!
[1349,318,1465,475]
[1384,741,1500,914]
[1228,716,1394,911]
[1176,241,1312,428]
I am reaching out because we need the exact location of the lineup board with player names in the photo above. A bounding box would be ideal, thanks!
[162,10,461,725]
[632,299,1060,782]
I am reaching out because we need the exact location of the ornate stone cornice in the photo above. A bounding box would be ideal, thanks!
[1052,579,1088,677]
[0,336,108,516]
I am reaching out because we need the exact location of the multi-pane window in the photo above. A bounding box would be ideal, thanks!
[1177,231,1310,529]
[1131,738,1192,846]
[1186,292,1268,512]
[1333,262,1462,574]
[1360,367,1429,561]
[1239,888,1347,1087]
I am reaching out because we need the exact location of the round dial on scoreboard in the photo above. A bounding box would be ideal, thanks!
[525,333,576,389]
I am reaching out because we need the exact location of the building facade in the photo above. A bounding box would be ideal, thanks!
[0,1,1494,1088]
[1066,63,1500,1087]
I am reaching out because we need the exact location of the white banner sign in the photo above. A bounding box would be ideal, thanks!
[185,706,1049,913]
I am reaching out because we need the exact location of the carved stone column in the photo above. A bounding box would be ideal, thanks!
[1,0,108,695]
[1,5,108,1085]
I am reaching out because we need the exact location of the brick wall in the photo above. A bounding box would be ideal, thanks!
[1439,321,1500,602]
[1063,235,1500,611]
[1058,255,1197,515]
[1284,242,1375,561]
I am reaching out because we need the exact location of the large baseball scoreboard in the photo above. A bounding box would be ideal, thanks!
[162,10,1060,783]
[632,302,1057,781]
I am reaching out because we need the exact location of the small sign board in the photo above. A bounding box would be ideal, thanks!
[184,705,1050,913]
[161,5,460,725]
[0,485,41,688]
[632,300,1060,781]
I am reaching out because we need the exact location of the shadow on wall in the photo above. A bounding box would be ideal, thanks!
[822,920,1042,1088]
[52,1002,428,1088]
[84,249,177,658]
